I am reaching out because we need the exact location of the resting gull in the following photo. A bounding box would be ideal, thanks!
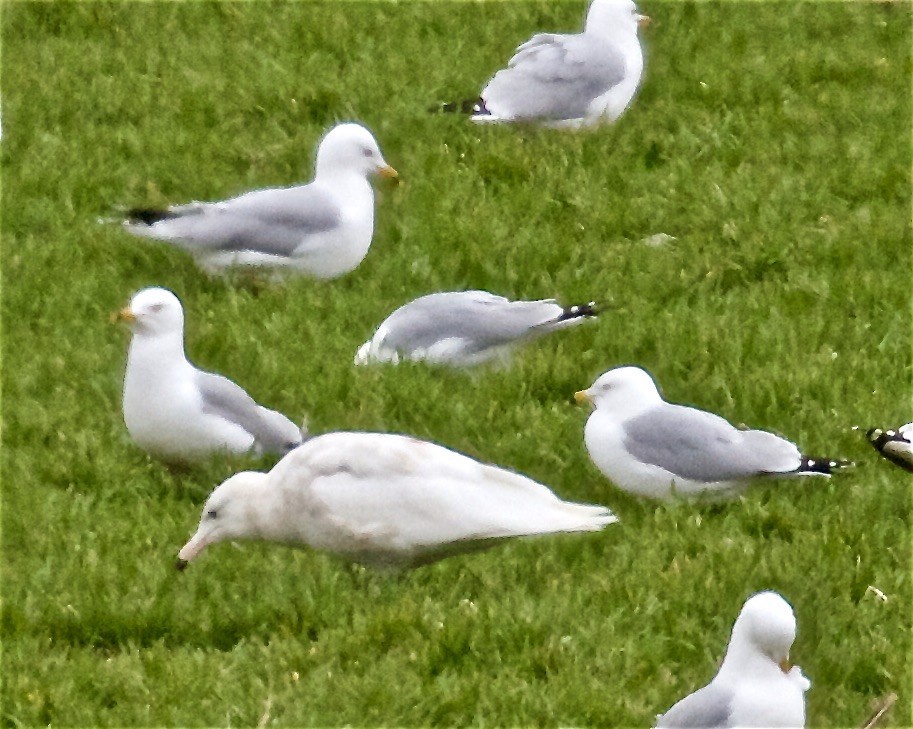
[443,0,648,127]
[122,123,397,277]
[655,591,810,728]
[354,291,597,366]
[575,366,850,499]
[176,431,617,569]
[116,287,304,463]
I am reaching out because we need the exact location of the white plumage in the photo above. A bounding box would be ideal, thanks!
[472,0,647,127]
[575,366,848,499]
[121,123,397,278]
[118,287,303,464]
[177,431,617,568]
[656,591,810,729]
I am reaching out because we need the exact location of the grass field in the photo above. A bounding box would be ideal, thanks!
[2,1,911,726]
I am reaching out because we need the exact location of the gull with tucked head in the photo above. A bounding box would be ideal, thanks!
[354,291,598,367]
[575,366,851,499]
[116,287,304,464]
[444,0,648,127]
[121,123,397,278]
[655,591,810,728]
[176,431,617,570]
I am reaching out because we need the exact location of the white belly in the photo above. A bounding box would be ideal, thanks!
[583,413,741,500]
[123,362,254,462]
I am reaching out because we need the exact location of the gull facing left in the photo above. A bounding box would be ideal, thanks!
[575,366,850,499]
[177,431,617,569]
[117,287,304,463]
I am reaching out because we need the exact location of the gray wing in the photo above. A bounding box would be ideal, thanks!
[126,184,342,258]
[623,405,801,482]
[379,291,565,354]
[195,371,302,455]
[656,683,734,728]
[481,32,626,121]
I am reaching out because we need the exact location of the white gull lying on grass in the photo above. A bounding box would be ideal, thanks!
[355,291,598,366]
[176,431,617,569]
[575,366,851,499]
[121,123,397,278]
[444,0,648,127]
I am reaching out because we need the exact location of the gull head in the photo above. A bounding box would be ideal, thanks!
[176,470,267,569]
[729,591,797,668]
[117,287,184,337]
[586,0,649,35]
[575,366,661,418]
[314,122,397,181]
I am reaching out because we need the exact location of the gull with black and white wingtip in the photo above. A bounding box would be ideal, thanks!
[354,291,598,367]
[440,0,649,128]
[574,366,852,500]
[120,123,397,278]
[866,423,913,472]
[116,287,305,464]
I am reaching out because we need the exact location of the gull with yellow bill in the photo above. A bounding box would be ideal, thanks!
[121,123,397,278]
[116,287,304,464]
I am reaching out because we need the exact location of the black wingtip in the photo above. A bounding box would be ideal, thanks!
[558,301,599,321]
[175,558,189,572]
[797,456,854,475]
[430,97,488,115]
[865,427,913,472]
[124,208,175,225]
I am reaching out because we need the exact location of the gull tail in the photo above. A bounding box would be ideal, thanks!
[793,456,854,476]
[430,97,489,115]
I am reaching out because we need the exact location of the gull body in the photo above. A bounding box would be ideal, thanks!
[575,367,848,500]
[177,431,617,568]
[122,123,397,278]
[355,291,597,366]
[471,0,647,127]
[656,591,810,728]
[119,288,303,463]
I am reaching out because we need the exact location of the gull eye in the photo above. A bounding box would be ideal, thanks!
[362,146,374,158]
[149,303,165,313]
[206,509,218,519]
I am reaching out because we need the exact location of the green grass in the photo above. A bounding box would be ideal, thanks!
[2,0,911,726]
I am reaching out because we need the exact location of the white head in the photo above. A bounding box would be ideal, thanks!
[585,0,649,36]
[726,591,798,668]
[314,122,398,181]
[575,366,662,419]
[176,471,268,569]
[117,287,184,338]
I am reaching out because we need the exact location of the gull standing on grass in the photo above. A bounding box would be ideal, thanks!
[354,291,598,366]
[655,591,810,728]
[116,287,304,463]
[444,0,648,127]
[121,123,397,277]
[176,431,617,569]
[575,366,850,499]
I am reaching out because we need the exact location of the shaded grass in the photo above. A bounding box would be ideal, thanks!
[2,0,911,726]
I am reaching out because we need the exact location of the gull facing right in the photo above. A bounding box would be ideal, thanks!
[655,591,810,728]
[575,366,850,499]
[122,123,397,278]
